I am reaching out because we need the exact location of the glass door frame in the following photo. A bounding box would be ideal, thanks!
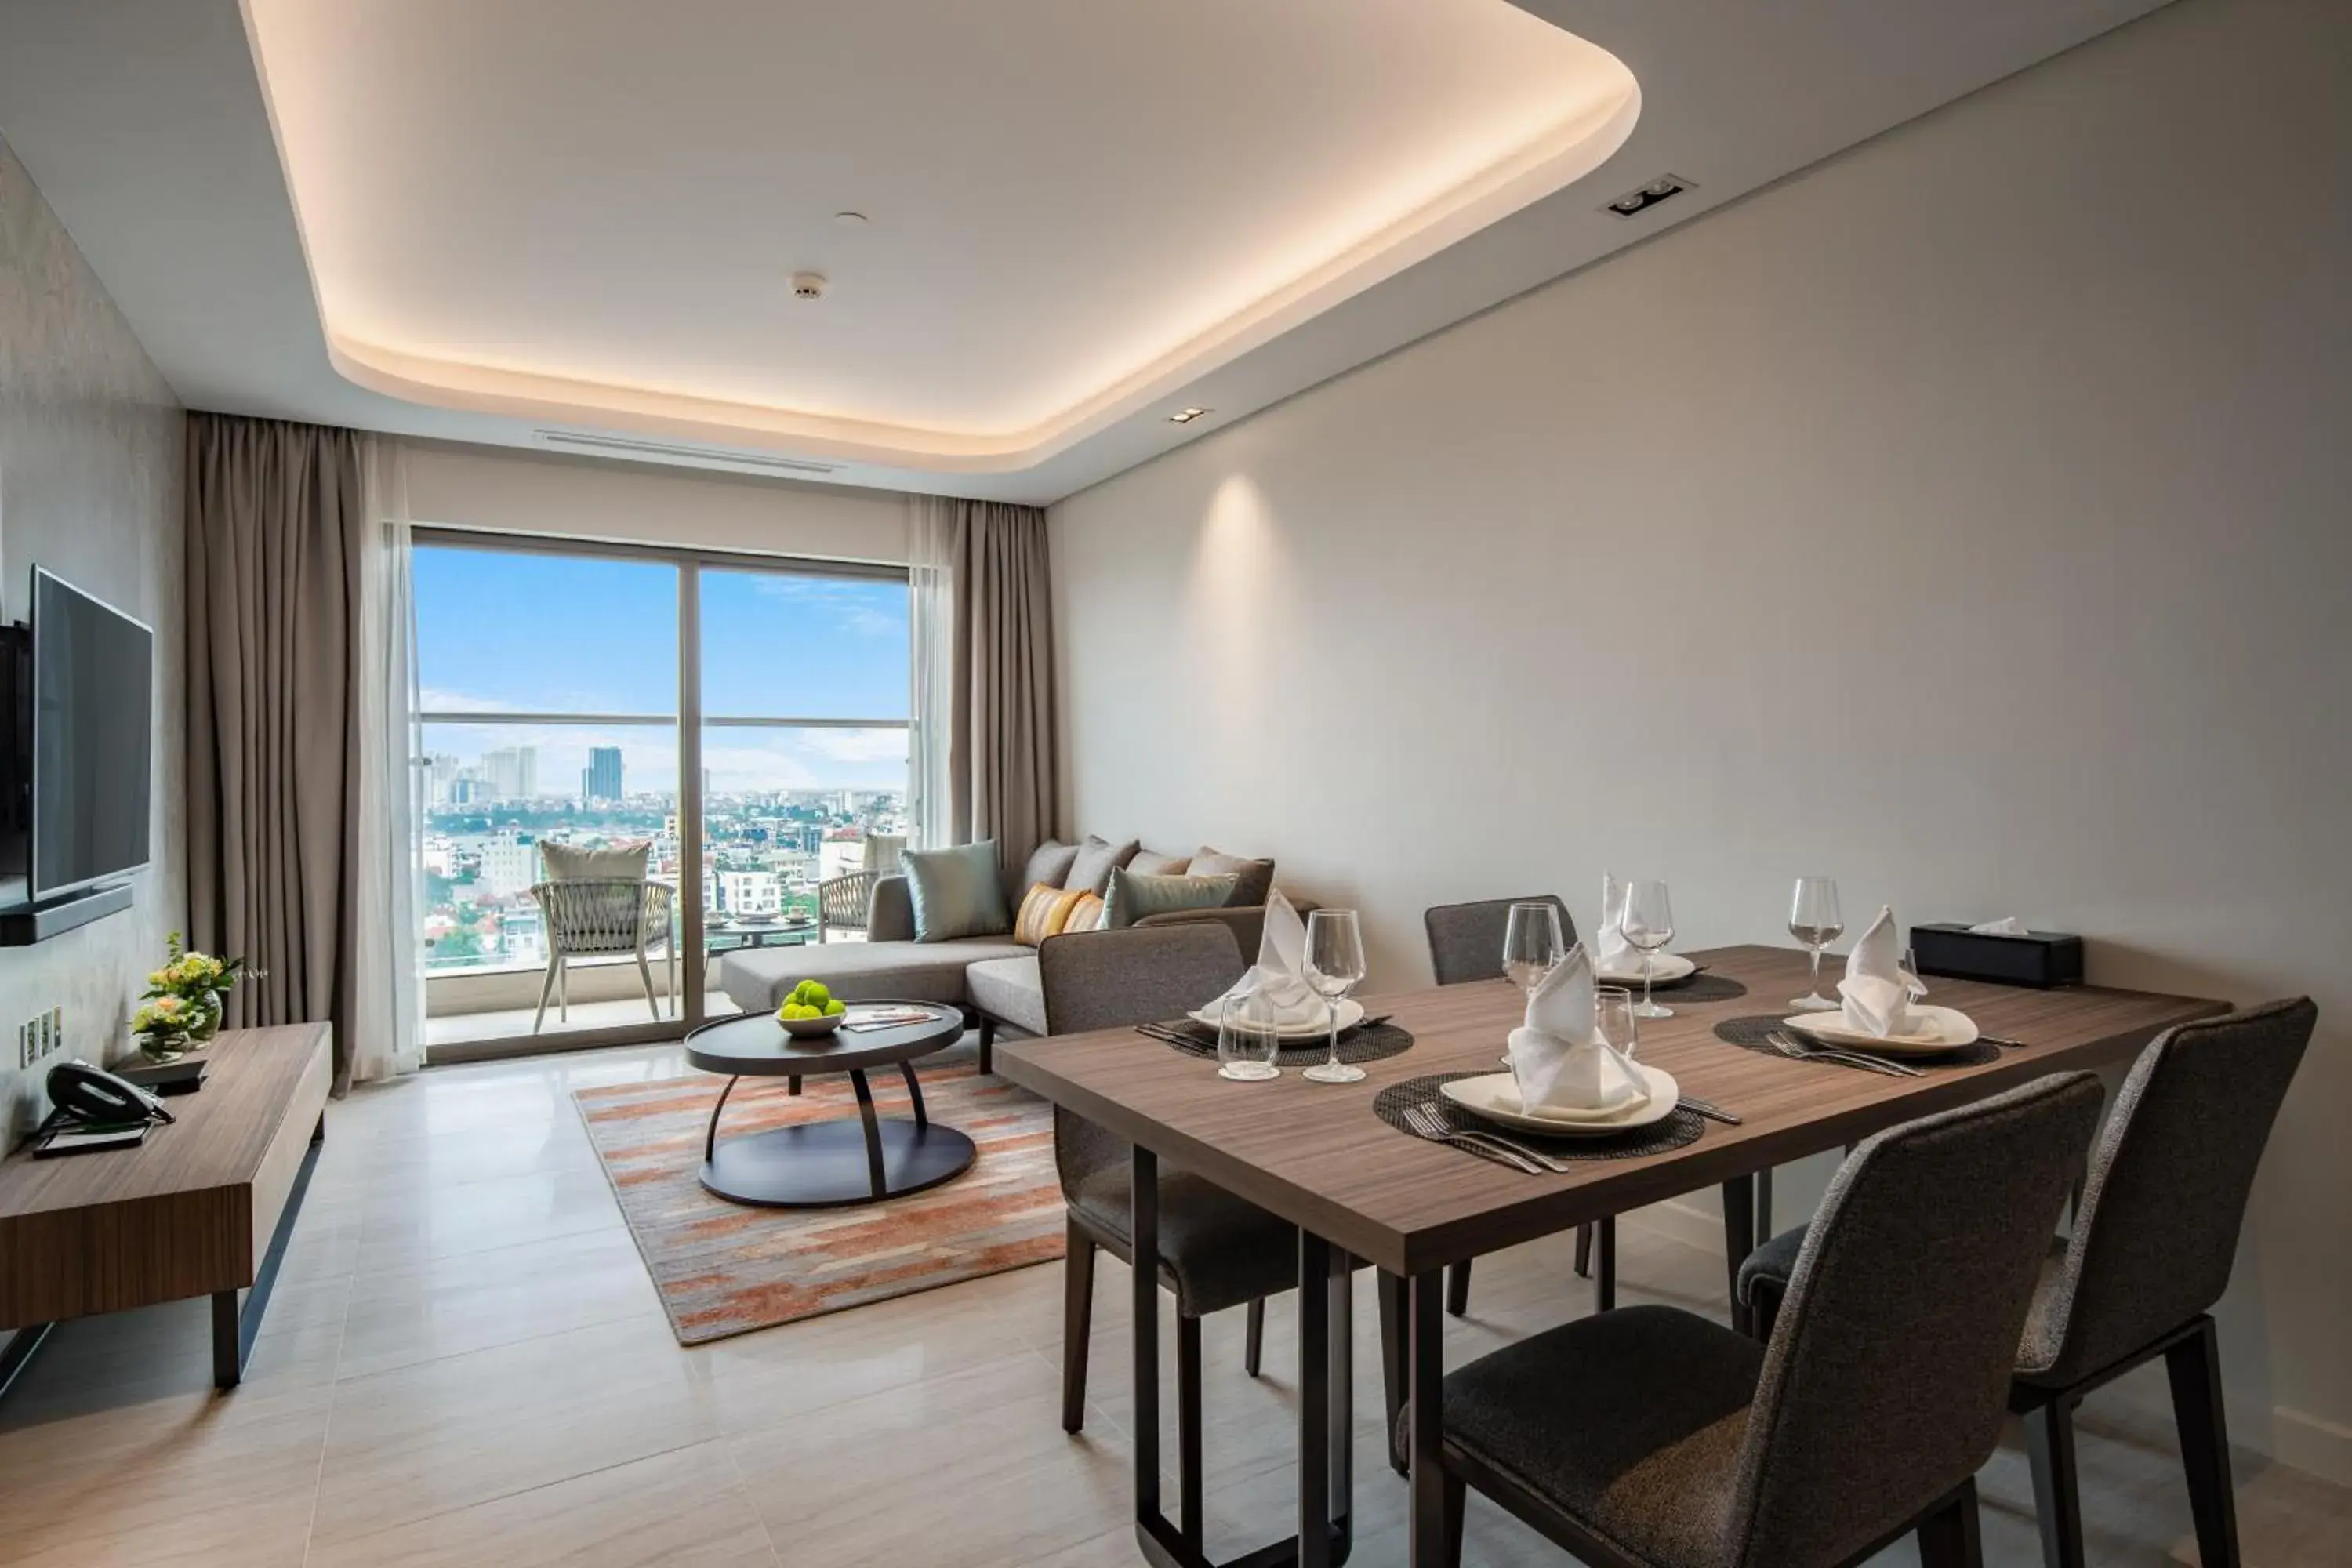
[412,525,911,1061]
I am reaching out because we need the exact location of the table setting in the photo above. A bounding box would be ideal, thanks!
[1593,872,1749,1005]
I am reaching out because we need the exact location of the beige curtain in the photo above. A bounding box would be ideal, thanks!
[912,497,1060,866]
[186,412,368,1090]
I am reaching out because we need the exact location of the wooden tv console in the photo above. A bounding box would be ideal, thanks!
[0,1022,331,1392]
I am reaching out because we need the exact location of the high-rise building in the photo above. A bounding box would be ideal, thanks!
[484,746,538,800]
[583,746,623,802]
[480,832,539,898]
[422,751,462,806]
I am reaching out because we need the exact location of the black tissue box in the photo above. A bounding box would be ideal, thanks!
[1909,924,2083,989]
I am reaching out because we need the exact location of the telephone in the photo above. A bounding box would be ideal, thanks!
[47,1059,176,1127]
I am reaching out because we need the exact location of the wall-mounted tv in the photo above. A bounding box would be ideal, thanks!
[29,567,153,900]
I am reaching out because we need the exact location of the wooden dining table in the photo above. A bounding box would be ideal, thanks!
[994,943,2226,1568]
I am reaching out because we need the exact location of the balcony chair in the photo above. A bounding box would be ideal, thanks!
[815,834,909,942]
[527,878,676,1033]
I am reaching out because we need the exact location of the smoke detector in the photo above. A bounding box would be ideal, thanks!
[790,272,828,300]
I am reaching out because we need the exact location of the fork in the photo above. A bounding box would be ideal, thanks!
[1766,1030,1923,1078]
[1419,1105,1577,1172]
[1400,1103,1545,1172]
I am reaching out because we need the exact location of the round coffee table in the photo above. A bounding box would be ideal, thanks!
[685,1003,973,1207]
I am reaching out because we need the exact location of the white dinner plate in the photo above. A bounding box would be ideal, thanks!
[1188,997,1365,1040]
[1594,953,1697,986]
[1439,1065,1681,1135]
[1782,1004,1980,1056]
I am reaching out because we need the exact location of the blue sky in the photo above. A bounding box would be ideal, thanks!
[415,545,911,793]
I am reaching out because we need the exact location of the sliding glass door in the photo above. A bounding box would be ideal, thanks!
[412,532,909,1057]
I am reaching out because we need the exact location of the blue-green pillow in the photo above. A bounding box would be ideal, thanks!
[1103,868,1240,930]
[905,840,1012,942]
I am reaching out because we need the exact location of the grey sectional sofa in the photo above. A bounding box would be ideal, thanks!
[717,840,1286,1069]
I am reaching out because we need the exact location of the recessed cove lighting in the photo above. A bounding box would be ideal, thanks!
[1169,407,1210,424]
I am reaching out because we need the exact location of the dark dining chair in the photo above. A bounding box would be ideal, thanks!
[1739,996,2314,1568]
[1041,921,1309,1552]
[1426,1071,2105,1568]
[1423,895,1606,1316]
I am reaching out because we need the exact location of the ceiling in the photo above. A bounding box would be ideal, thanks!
[0,0,2170,505]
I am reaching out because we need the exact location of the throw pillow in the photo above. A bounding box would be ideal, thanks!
[1064,834,1141,895]
[1065,891,1108,935]
[1189,847,1275,907]
[1128,848,1192,877]
[1014,882,1091,946]
[540,839,650,881]
[904,840,1013,942]
[1103,868,1241,929]
[1018,839,1081,895]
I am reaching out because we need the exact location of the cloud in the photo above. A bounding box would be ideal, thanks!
[800,728,911,764]
[418,686,511,714]
[749,577,906,639]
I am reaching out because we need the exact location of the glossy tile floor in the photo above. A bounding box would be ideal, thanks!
[1,1039,2344,1566]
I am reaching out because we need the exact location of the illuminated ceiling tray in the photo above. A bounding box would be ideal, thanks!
[243,0,1638,471]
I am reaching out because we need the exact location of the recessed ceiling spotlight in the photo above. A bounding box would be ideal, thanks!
[1168,407,1210,424]
[1603,173,1693,218]
[790,272,827,300]
[833,212,869,228]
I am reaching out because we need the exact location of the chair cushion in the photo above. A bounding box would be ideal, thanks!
[1439,1305,1764,1568]
[717,937,1032,1011]
[1069,1165,1301,1318]
[1065,835,1141,895]
[966,955,1047,1036]
[1737,1225,1809,1308]
[1102,868,1239,929]
[539,839,649,880]
[904,840,1014,942]
[1189,848,1275,908]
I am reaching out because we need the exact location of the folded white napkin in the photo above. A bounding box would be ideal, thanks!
[1969,916,2029,936]
[1836,906,1917,1037]
[1202,889,1326,1028]
[1508,945,1651,1115]
[1595,871,1634,971]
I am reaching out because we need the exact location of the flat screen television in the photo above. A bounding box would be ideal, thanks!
[30,567,153,900]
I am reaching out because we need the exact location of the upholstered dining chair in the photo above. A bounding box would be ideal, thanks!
[1738,997,2315,1568]
[1422,895,1591,1316]
[1427,1071,2105,1568]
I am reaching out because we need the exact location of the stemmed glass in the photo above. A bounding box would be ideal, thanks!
[1595,985,1638,1059]
[1301,908,1369,1085]
[1216,991,1280,1082]
[1788,877,1844,1010]
[1501,902,1566,997]
[1621,880,1676,1019]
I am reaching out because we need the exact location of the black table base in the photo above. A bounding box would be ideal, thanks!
[699,1063,975,1207]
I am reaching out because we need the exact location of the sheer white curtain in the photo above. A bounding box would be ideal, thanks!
[908,496,957,850]
[348,437,425,1082]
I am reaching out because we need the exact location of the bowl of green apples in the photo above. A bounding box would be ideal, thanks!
[776,980,849,1036]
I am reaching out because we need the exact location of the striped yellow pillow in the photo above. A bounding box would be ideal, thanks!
[1014,882,1089,946]
[1065,891,1107,936]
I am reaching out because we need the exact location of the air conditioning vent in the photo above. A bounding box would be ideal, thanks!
[532,429,841,477]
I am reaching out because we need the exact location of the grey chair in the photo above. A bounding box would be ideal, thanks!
[1422,896,1591,1316]
[527,878,675,1033]
[1739,997,2315,1568]
[1429,1072,2105,1568]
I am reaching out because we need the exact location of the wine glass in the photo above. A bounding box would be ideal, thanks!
[1595,985,1638,1059]
[1788,877,1844,1009]
[1901,943,1929,1001]
[1216,991,1280,1082]
[1621,880,1676,1019]
[1501,902,1566,996]
[1301,908,1369,1085]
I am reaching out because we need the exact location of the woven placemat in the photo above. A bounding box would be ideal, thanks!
[1607,970,1749,1004]
[1142,1018,1415,1066]
[1712,1014,2001,1069]
[1374,1072,1705,1160]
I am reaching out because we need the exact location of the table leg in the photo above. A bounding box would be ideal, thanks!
[1757,1167,1775,1240]
[849,1070,887,1199]
[1298,1231,1331,1568]
[1327,1246,1355,1560]
[1407,1269,1447,1567]
[1131,1145,1163,1539]
[899,1061,930,1129]
[704,1076,739,1162]
[1722,1174,1756,1335]
[1378,1271,1409,1477]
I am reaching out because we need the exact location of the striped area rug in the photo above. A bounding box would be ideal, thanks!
[573,1061,1065,1345]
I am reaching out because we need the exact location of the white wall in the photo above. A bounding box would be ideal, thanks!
[1050,0,2352,1482]
[0,134,187,1142]
[402,440,909,564]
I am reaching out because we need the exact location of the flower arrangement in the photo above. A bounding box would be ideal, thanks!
[132,994,197,1062]
[141,931,256,1047]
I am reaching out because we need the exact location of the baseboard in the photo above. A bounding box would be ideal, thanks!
[1623,1194,1726,1254]
[2245,1403,2352,1489]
